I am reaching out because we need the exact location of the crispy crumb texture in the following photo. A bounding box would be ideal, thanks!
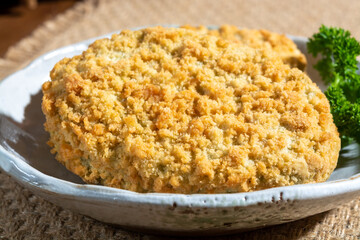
[42,26,340,193]
[182,25,307,71]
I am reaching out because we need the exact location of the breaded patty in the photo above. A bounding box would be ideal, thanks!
[42,26,340,193]
[182,25,307,71]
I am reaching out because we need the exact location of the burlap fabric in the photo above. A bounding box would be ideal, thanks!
[1,0,360,239]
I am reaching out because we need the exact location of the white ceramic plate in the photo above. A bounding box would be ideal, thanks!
[1,27,360,236]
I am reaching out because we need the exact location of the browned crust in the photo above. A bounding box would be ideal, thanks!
[42,26,340,193]
[181,25,307,71]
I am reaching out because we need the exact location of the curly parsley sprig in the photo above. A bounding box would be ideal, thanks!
[307,25,360,146]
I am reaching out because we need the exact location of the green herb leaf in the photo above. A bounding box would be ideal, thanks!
[307,25,360,146]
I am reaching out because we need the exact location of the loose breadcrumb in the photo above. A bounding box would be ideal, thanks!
[42,26,340,193]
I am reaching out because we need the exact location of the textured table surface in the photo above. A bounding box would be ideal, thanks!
[1,0,360,239]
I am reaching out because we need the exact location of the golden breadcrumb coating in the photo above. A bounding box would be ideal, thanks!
[182,25,307,71]
[42,26,340,193]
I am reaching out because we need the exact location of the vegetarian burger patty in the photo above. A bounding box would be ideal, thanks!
[42,26,340,193]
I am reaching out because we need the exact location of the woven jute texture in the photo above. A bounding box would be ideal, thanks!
[1,0,360,239]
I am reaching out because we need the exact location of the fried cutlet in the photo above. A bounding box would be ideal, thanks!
[42,26,340,193]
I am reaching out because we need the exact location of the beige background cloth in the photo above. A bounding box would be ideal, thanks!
[1,0,360,239]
